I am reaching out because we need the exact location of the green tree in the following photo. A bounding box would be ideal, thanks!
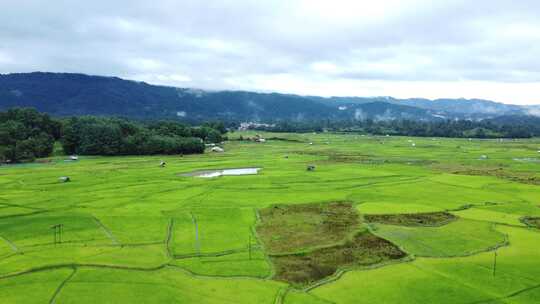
[0,108,60,163]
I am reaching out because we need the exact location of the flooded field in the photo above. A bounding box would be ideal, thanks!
[181,167,262,178]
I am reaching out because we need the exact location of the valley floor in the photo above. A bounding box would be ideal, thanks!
[1,132,540,303]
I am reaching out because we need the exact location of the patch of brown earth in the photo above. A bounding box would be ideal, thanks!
[257,202,359,254]
[364,212,457,227]
[521,217,540,229]
[256,202,405,286]
[270,230,405,286]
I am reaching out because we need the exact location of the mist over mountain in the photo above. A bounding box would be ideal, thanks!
[0,72,536,122]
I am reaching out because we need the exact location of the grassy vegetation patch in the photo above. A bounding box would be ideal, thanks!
[95,215,169,245]
[0,213,110,248]
[56,266,286,304]
[433,164,540,185]
[0,268,75,304]
[0,244,169,276]
[364,212,457,227]
[170,250,271,278]
[313,226,540,304]
[284,289,334,304]
[256,202,359,254]
[452,208,525,226]
[373,219,507,257]
[171,208,255,256]
[297,149,437,165]
[2,133,540,303]
[271,230,405,286]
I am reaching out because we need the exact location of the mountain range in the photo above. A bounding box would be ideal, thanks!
[0,72,538,122]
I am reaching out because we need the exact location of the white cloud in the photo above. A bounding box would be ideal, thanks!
[0,51,13,64]
[130,74,193,86]
[125,58,164,71]
[0,0,539,104]
[310,62,340,74]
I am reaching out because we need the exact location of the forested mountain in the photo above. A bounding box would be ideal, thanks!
[0,72,537,122]
[320,97,524,114]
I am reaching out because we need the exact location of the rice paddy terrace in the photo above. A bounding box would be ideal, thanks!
[1,132,540,303]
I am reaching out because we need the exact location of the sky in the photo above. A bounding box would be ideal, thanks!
[1,0,539,105]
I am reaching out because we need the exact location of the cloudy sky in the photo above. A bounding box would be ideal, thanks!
[1,0,539,104]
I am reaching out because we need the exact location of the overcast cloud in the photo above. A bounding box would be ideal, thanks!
[1,0,539,104]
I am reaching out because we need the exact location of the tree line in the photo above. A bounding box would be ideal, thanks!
[3,107,538,163]
[251,119,538,138]
[0,108,62,163]
[0,108,226,163]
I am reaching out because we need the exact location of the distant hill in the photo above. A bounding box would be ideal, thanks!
[0,72,536,122]
[486,114,540,126]
[312,96,528,120]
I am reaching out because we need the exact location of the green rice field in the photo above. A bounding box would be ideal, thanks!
[1,132,540,303]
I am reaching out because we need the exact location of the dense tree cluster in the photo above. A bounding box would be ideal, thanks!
[253,119,537,138]
[0,108,227,163]
[61,117,224,156]
[0,108,62,162]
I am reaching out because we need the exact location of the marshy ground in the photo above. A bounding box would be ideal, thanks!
[364,212,457,227]
[521,216,540,229]
[257,202,405,286]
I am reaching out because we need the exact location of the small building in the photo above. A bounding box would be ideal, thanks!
[160,161,166,167]
[211,146,225,153]
[69,155,78,161]
[307,165,316,171]
[59,176,70,183]
[480,155,488,160]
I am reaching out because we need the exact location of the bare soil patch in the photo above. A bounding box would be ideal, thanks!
[270,231,405,286]
[521,217,540,229]
[256,202,405,286]
[364,212,457,227]
[257,202,359,254]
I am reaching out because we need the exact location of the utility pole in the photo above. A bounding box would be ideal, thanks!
[493,249,498,277]
[51,224,64,246]
[248,234,252,260]
[190,212,200,257]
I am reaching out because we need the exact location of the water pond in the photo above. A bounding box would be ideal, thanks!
[181,167,261,178]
